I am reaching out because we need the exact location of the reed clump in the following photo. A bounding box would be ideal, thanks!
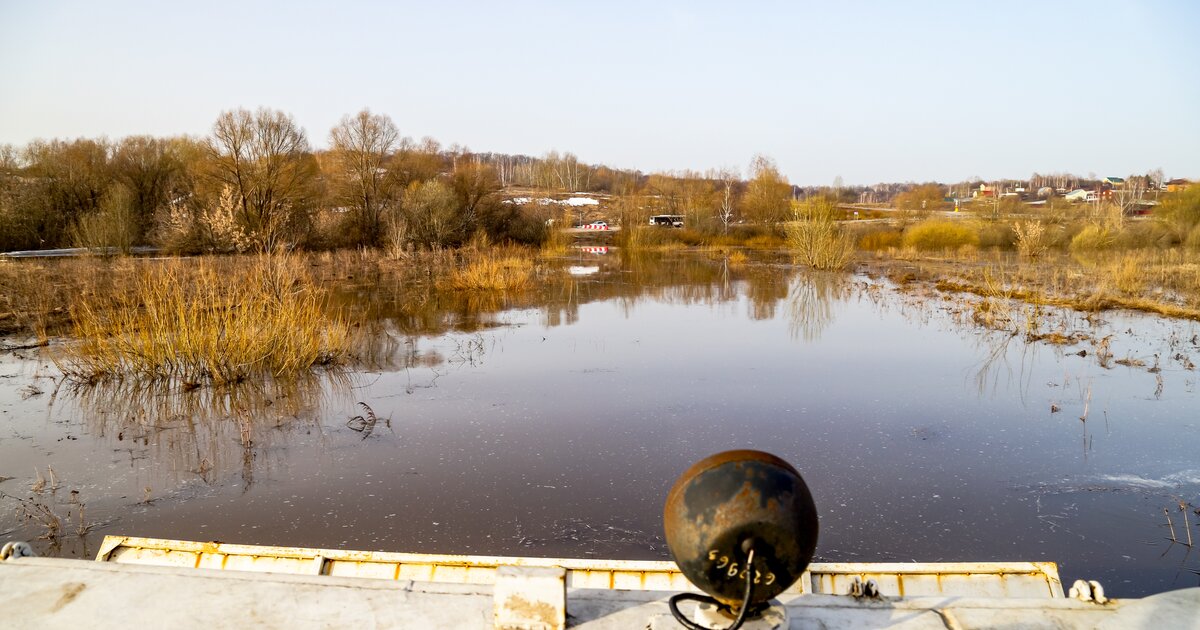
[1107,257,1143,295]
[56,254,353,385]
[786,197,855,270]
[1013,220,1051,258]
[442,253,534,291]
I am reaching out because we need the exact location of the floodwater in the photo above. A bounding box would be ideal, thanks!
[1,250,1198,597]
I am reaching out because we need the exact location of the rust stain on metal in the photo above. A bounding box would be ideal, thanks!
[48,582,86,613]
[498,594,557,630]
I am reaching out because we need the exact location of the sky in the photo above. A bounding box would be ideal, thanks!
[1,0,1197,185]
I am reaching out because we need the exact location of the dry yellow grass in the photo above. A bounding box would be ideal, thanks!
[858,230,902,251]
[1013,220,1050,258]
[55,254,354,385]
[0,257,125,339]
[742,234,786,249]
[1108,256,1143,295]
[902,220,980,251]
[785,198,855,270]
[442,254,534,291]
[897,249,1200,321]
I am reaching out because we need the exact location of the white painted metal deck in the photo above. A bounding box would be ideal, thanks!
[2,554,1198,629]
[96,536,1065,599]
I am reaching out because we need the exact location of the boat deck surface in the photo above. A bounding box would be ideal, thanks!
[1,536,1197,629]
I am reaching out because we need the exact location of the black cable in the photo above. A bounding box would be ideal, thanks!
[668,547,756,630]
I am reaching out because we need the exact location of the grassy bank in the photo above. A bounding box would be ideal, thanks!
[866,247,1200,321]
[847,196,1200,321]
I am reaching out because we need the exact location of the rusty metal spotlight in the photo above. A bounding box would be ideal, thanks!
[663,450,818,629]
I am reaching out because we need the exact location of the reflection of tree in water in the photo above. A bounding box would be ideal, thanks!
[786,271,849,342]
[330,251,801,340]
[68,372,355,489]
[745,266,793,321]
[549,252,737,323]
[544,276,582,328]
[325,251,860,358]
[972,332,1017,399]
[330,276,522,337]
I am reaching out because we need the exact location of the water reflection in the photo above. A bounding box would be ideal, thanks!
[786,272,848,342]
[20,251,859,552]
[65,373,354,487]
[333,251,849,345]
[48,252,1158,492]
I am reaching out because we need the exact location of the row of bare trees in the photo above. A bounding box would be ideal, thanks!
[0,108,558,253]
[31,109,1189,254]
[0,110,810,253]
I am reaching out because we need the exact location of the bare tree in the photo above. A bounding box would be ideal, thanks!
[207,108,315,251]
[390,137,443,188]
[21,138,113,247]
[328,109,401,246]
[717,168,739,233]
[0,144,18,173]
[1149,167,1165,200]
[401,179,460,247]
[540,151,590,191]
[112,136,185,243]
[450,157,501,234]
[741,155,791,225]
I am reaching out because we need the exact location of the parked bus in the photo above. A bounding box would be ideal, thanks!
[649,215,684,227]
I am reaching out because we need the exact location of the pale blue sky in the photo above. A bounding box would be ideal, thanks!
[1,1,1196,184]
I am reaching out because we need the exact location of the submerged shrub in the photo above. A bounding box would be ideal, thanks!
[56,255,353,385]
[442,254,533,291]
[902,220,979,251]
[786,198,854,270]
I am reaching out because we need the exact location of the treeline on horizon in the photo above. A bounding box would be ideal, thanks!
[0,106,1189,254]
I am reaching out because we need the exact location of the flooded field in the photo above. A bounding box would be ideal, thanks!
[1,250,1198,597]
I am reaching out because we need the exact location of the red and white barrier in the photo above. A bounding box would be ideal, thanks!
[579,224,609,230]
[578,246,609,254]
